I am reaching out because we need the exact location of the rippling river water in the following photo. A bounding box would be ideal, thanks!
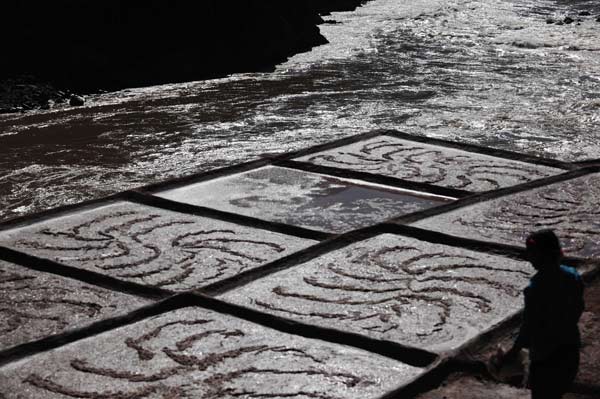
[1,0,599,222]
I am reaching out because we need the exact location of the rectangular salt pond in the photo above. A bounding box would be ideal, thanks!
[0,307,425,399]
[157,166,453,233]
[0,260,150,350]
[220,234,532,353]
[0,202,316,292]
[413,172,600,259]
[295,135,564,192]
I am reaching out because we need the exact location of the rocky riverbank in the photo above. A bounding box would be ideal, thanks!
[0,0,369,113]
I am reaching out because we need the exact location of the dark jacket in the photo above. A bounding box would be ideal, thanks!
[515,265,584,363]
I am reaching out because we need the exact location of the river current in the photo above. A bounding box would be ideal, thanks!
[1,0,599,222]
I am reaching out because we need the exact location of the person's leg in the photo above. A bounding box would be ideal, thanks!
[529,347,579,399]
[559,348,580,395]
[529,362,562,399]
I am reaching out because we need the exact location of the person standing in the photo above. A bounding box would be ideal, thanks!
[496,229,584,399]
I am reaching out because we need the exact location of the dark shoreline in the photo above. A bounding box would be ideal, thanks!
[0,0,370,114]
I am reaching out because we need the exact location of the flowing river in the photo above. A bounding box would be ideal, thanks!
[1,0,599,222]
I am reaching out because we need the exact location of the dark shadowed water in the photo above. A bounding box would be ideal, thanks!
[1,0,599,221]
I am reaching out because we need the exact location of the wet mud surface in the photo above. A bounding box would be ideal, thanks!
[415,371,597,399]
[413,172,600,259]
[0,260,150,350]
[221,234,532,353]
[295,135,564,192]
[157,166,451,233]
[577,277,600,389]
[0,202,315,291]
[415,373,530,399]
[0,307,423,399]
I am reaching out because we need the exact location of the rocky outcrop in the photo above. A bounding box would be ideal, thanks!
[0,1,370,94]
[0,75,74,113]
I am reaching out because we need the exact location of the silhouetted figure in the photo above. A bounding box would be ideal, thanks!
[497,229,584,399]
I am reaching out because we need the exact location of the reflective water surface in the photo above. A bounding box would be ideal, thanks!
[158,166,451,233]
[1,0,599,221]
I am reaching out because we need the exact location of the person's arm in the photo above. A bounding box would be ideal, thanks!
[563,267,584,324]
[573,275,584,323]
